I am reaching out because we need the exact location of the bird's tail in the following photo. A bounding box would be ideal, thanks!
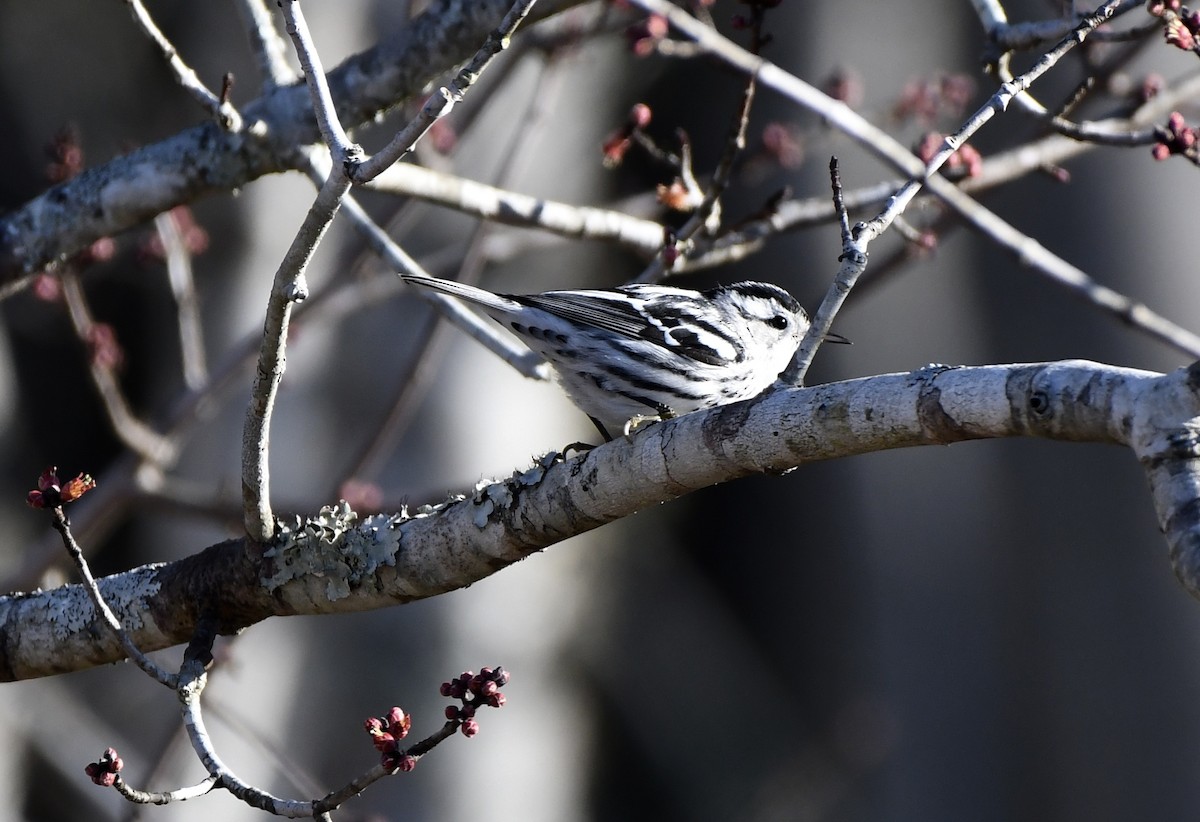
[400,273,520,313]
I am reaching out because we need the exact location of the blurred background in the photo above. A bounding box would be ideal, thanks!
[1,1,1198,820]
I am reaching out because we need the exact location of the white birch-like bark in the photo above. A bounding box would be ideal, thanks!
[4,359,1199,682]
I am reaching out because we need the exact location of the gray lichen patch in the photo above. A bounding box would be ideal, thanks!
[261,501,404,600]
[466,451,559,529]
[45,567,163,640]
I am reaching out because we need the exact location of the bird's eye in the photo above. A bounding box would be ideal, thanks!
[767,315,790,330]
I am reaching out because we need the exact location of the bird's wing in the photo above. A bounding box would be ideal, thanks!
[511,291,649,338]
[515,290,731,366]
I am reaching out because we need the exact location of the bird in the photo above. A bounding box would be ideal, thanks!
[402,273,811,441]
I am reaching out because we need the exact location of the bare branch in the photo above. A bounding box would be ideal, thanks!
[49,506,176,687]
[233,0,299,89]
[0,0,574,284]
[629,0,1200,364]
[242,170,352,542]
[278,0,356,159]
[154,210,209,390]
[861,0,1139,245]
[353,0,541,182]
[303,153,549,379]
[175,620,318,815]
[122,0,243,130]
[365,163,666,254]
[8,361,1200,681]
[60,274,178,464]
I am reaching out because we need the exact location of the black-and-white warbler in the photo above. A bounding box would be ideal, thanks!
[402,273,810,440]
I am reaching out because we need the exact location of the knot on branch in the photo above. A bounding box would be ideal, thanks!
[1029,390,1052,418]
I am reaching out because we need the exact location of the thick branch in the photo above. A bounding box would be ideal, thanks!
[5,360,1200,682]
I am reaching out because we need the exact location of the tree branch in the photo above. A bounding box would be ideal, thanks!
[0,0,575,285]
[6,359,1200,681]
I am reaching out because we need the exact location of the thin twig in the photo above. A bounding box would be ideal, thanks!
[365,163,667,253]
[353,0,541,182]
[242,170,352,542]
[304,151,549,379]
[51,507,177,688]
[122,0,243,130]
[278,0,357,160]
[154,210,209,391]
[630,0,1200,364]
[112,774,220,805]
[312,721,460,814]
[992,12,1161,145]
[60,273,178,464]
[633,72,759,283]
[985,6,1161,50]
[233,0,298,90]
[860,0,1140,243]
[177,620,315,815]
[781,159,865,384]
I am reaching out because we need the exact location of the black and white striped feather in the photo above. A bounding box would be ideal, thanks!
[402,273,808,439]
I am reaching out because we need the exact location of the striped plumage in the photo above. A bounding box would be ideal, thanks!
[402,273,809,440]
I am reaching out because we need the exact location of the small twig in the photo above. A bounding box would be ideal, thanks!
[154,210,209,391]
[177,618,315,816]
[986,7,1161,50]
[242,169,352,543]
[352,0,540,182]
[60,273,178,464]
[302,151,549,379]
[233,0,298,90]
[122,0,243,130]
[785,158,861,384]
[51,506,177,688]
[310,719,458,814]
[365,163,667,253]
[111,774,220,805]
[831,157,852,243]
[860,0,1139,242]
[634,72,758,283]
[278,0,357,161]
[342,56,566,485]
[310,764,393,815]
[321,668,509,813]
[992,12,1161,146]
[630,0,1200,359]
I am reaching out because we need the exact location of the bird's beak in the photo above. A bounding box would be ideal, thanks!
[823,331,852,345]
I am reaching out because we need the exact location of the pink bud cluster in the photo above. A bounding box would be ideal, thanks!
[915,132,983,178]
[624,14,667,57]
[602,103,652,168]
[1152,111,1199,161]
[84,748,123,787]
[1149,2,1200,52]
[440,666,510,739]
[364,706,416,772]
